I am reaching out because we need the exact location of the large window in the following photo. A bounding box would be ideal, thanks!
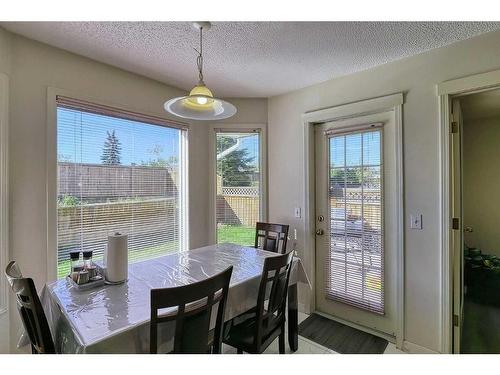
[215,130,261,246]
[327,129,384,314]
[56,97,187,278]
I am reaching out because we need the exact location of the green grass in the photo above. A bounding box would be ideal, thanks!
[57,241,179,279]
[217,225,255,246]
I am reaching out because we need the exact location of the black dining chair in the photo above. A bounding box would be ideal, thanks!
[223,251,294,354]
[150,266,233,354]
[4,261,56,354]
[254,222,289,254]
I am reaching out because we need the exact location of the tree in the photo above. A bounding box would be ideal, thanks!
[101,130,122,165]
[217,136,255,187]
[141,144,178,168]
[330,167,379,190]
[58,154,72,162]
[330,168,361,186]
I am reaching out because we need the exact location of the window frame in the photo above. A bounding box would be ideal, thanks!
[208,124,268,245]
[47,88,189,282]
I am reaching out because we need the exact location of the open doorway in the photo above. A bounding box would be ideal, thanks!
[453,88,500,353]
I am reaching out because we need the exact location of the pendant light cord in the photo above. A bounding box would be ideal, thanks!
[196,27,204,84]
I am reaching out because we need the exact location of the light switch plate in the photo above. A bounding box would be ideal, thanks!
[410,214,423,230]
[294,207,301,218]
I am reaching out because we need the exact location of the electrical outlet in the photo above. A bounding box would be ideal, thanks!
[410,214,423,230]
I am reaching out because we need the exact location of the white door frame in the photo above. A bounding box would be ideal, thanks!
[302,93,404,348]
[437,68,500,354]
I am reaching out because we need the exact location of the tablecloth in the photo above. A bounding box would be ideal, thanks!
[40,243,310,353]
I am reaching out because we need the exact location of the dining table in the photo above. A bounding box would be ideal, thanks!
[39,243,310,353]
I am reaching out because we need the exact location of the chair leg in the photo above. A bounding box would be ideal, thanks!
[279,326,286,354]
[237,348,243,354]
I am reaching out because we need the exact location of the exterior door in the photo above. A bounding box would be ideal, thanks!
[451,98,464,353]
[314,110,399,339]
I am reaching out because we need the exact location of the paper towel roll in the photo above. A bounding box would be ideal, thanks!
[105,232,128,283]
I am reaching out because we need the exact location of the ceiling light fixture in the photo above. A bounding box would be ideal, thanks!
[164,22,237,121]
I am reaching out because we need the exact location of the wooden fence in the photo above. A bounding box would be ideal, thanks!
[58,162,178,199]
[57,198,178,261]
[216,195,259,227]
[331,187,381,230]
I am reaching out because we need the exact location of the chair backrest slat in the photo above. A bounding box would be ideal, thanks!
[150,266,233,354]
[4,261,55,354]
[254,222,289,254]
[254,252,294,348]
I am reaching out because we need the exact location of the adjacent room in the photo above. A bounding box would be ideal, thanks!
[1,11,500,363]
[454,89,500,353]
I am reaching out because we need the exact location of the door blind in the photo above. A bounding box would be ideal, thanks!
[326,128,384,314]
[56,97,186,278]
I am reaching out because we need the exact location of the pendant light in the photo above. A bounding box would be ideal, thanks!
[164,22,237,121]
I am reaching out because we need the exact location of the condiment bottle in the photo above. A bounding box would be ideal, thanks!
[82,250,93,269]
[83,250,97,279]
[69,251,81,282]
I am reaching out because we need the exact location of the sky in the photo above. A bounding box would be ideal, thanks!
[57,107,181,166]
[58,106,377,170]
[57,107,260,166]
[330,130,381,168]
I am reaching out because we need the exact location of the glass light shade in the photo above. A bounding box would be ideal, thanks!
[164,84,237,121]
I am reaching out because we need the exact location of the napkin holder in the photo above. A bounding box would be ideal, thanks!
[66,274,105,291]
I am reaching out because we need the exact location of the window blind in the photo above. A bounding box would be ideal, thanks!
[327,128,384,314]
[215,131,261,246]
[56,97,187,278]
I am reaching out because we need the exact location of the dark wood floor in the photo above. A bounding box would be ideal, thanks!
[462,299,500,353]
[298,313,388,354]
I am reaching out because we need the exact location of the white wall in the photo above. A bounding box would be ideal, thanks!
[0,27,267,353]
[0,27,12,354]
[463,115,500,257]
[267,30,500,352]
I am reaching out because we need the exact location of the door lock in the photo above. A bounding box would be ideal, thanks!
[317,215,324,222]
[315,229,324,236]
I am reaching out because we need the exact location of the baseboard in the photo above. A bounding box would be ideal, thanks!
[402,340,440,354]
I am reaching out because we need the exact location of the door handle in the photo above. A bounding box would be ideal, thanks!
[464,226,473,233]
[316,229,324,236]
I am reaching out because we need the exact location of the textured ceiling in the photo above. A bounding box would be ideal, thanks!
[2,22,500,97]
[461,89,500,121]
